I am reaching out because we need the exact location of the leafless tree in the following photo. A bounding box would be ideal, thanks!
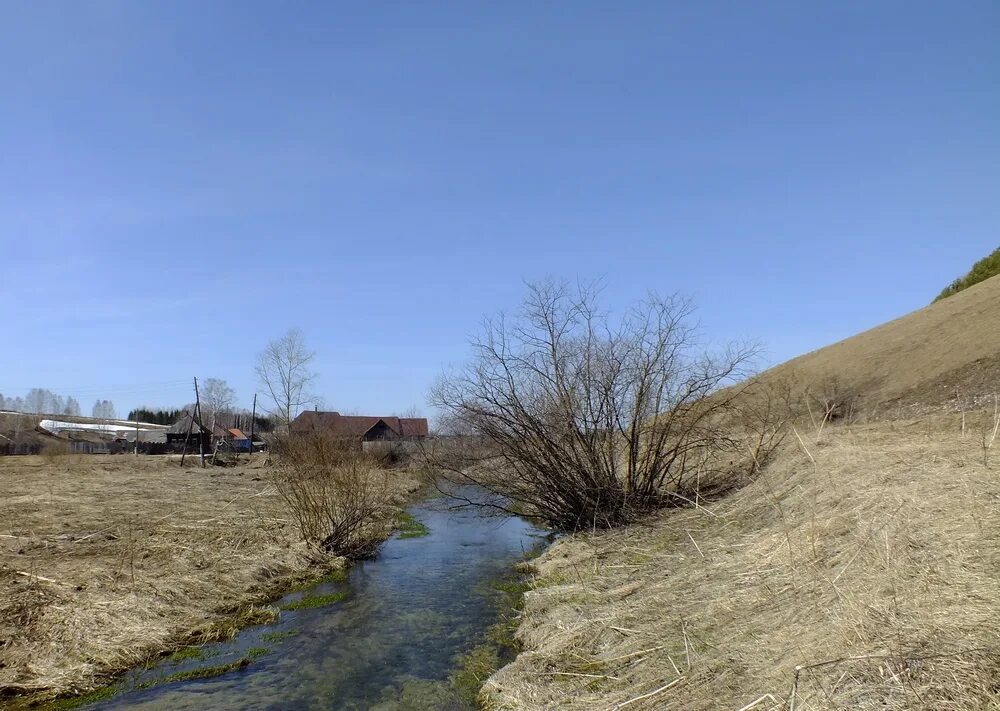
[430,280,771,531]
[270,432,394,559]
[255,328,319,428]
[392,405,424,419]
[201,378,236,430]
[63,397,81,416]
[92,399,117,420]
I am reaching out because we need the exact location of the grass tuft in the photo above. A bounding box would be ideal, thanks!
[395,511,430,539]
[187,604,279,644]
[278,590,348,611]
[260,628,299,644]
[45,685,122,710]
[140,657,252,687]
[164,646,205,663]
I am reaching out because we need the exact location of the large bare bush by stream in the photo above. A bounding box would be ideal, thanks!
[271,434,394,559]
[431,280,783,531]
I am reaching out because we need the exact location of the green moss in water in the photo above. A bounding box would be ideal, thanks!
[140,657,252,688]
[441,570,535,706]
[286,567,348,593]
[42,645,250,707]
[318,567,349,584]
[395,511,430,539]
[260,628,299,643]
[279,590,348,611]
[493,578,531,597]
[45,684,122,711]
[164,646,205,663]
[449,644,504,706]
[190,604,279,644]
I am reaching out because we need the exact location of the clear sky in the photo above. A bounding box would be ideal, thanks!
[1,1,997,419]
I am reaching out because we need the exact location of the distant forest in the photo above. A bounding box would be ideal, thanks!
[127,407,274,432]
[935,246,1000,302]
[0,392,273,433]
[0,390,126,420]
[0,389,83,416]
[126,408,185,425]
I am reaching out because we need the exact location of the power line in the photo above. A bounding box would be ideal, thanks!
[0,380,195,397]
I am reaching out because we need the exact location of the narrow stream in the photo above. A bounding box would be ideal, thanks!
[91,486,546,710]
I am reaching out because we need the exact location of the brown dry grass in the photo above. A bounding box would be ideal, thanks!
[484,415,1000,710]
[0,454,419,705]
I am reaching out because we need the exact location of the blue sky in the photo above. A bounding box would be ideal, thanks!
[1,1,997,418]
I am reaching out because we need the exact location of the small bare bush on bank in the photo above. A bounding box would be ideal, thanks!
[270,433,394,559]
[431,280,787,531]
[39,439,73,462]
[803,375,862,437]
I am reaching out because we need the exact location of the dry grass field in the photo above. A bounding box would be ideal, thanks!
[0,454,418,705]
[485,416,1000,710]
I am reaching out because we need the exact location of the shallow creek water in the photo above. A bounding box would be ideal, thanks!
[91,487,546,710]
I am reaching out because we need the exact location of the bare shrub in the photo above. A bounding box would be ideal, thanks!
[681,376,794,501]
[977,393,1000,468]
[804,375,861,437]
[430,280,776,531]
[363,440,413,469]
[271,433,394,559]
[40,439,72,462]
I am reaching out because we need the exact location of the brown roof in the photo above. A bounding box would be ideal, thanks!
[167,412,210,435]
[397,417,429,438]
[229,428,247,440]
[291,411,428,439]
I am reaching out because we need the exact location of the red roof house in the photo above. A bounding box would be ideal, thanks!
[290,411,429,442]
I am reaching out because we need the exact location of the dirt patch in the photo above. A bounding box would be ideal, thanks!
[0,454,419,705]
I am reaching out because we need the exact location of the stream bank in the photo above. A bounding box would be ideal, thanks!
[61,485,548,710]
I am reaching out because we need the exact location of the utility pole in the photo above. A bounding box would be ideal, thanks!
[249,393,257,459]
[134,410,140,457]
[180,409,193,466]
[194,377,206,468]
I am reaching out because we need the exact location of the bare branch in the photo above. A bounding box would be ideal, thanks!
[429,279,780,531]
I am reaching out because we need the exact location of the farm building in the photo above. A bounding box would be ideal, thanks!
[226,427,251,452]
[166,416,265,453]
[212,426,257,452]
[291,411,429,444]
[0,429,55,456]
[166,413,213,452]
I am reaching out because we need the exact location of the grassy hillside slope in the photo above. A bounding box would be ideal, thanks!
[485,276,1000,710]
[763,272,1000,415]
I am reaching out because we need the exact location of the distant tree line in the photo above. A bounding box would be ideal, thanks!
[0,389,82,416]
[126,408,185,425]
[192,406,275,433]
[127,375,279,433]
[126,405,274,432]
[935,246,1000,302]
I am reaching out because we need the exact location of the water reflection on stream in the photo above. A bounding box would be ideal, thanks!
[93,487,546,710]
